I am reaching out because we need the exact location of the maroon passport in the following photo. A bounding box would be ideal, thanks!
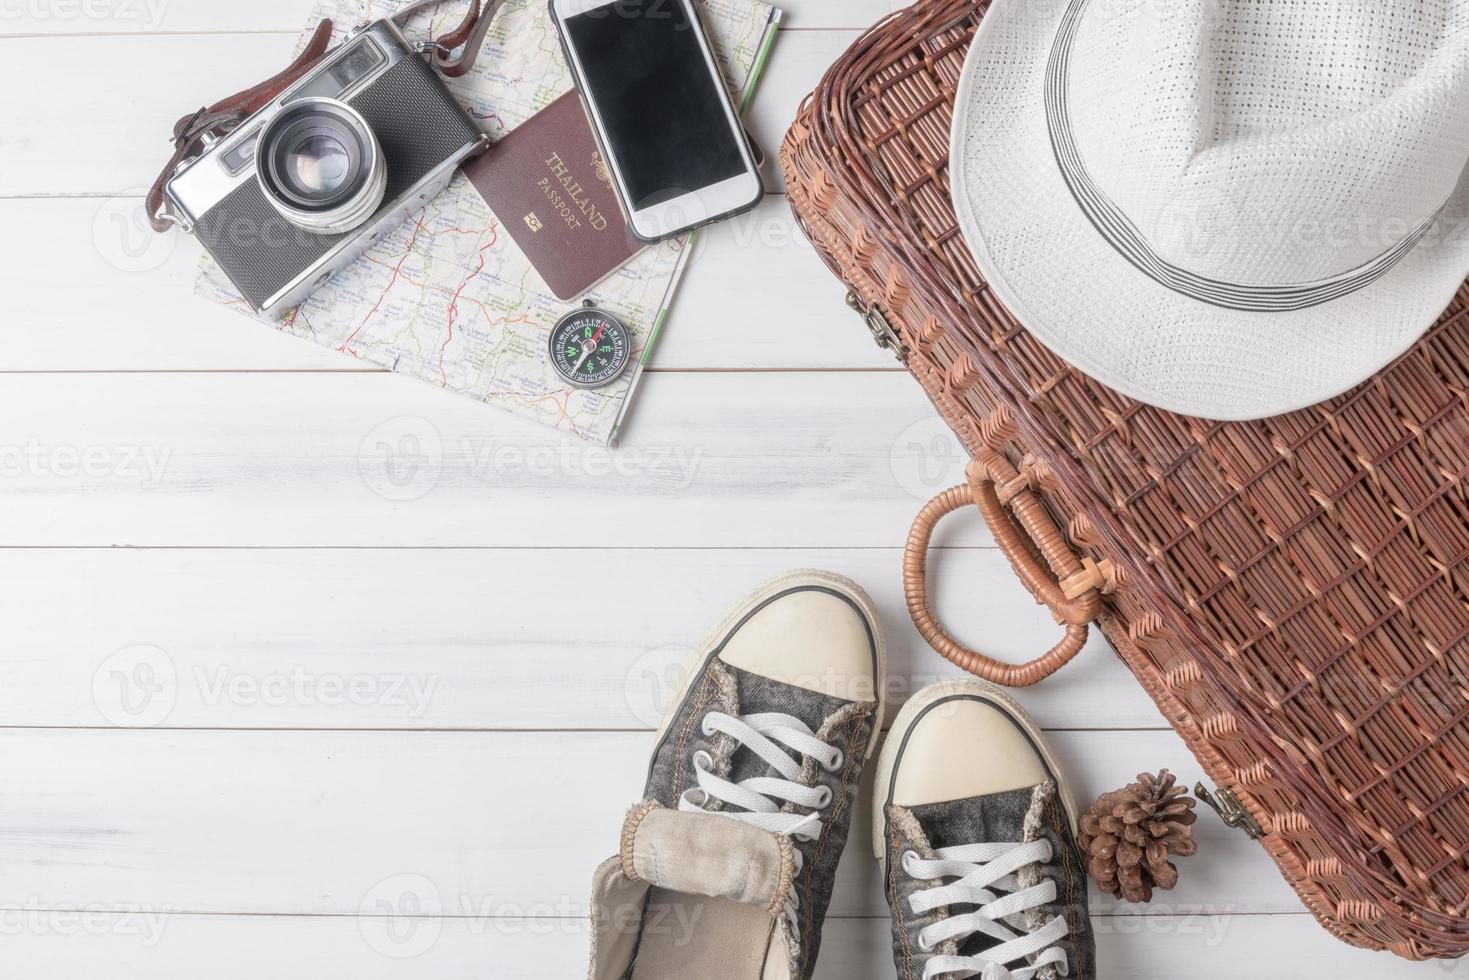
[464,92,644,300]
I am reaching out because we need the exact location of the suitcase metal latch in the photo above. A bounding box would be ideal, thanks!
[846,292,909,362]
[1196,783,1264,840]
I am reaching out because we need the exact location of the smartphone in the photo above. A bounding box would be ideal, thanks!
[551,0,765,242]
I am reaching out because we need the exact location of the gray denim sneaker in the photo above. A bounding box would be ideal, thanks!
[589,570,886,980]
[874,681,1096,980]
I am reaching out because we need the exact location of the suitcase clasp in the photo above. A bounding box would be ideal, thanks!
[846,292,909,362]
[1196,783,1264,840]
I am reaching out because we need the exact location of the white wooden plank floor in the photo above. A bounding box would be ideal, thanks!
[0,2,1455,977]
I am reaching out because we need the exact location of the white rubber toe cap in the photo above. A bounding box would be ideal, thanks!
[888,687,1049,808]
[716,578,880,705]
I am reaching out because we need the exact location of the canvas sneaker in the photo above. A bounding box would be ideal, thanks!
[874,681,1096,980]
[589,570,886,980]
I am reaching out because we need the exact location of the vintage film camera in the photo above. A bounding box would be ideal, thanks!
[162,19,489,314]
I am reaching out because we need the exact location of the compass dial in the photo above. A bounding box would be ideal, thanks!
[548,303,632,390]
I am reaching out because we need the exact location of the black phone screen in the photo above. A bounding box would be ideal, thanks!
[565,0,746,211]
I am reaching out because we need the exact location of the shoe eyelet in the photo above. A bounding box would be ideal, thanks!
[700,716,716,737]
[900,849,919,875]
[916,933,935,953]
[821,749,844,773]
[691,749,714,772]
[813,785,833,809]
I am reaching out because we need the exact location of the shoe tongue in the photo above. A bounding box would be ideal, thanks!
[621,803,797,912]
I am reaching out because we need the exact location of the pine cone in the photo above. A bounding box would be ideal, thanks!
[1077,769,1198,904]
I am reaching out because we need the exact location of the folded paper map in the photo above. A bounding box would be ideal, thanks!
[197,0,781,445]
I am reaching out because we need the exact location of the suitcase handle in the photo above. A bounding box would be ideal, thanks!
[903,457,1109,686]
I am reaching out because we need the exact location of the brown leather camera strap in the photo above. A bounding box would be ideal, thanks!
[395,0,508,77]
[148,0,507,233]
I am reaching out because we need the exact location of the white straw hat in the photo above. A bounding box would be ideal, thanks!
[950,0,1469,420]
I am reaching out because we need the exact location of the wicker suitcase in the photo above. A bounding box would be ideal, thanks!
[783,0,1469,961]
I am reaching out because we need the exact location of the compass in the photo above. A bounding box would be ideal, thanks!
[548,300,633,390]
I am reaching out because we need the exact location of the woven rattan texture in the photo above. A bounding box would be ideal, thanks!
[782,0,1469,960]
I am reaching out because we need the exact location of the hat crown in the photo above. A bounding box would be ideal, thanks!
[1063,0,1469,287]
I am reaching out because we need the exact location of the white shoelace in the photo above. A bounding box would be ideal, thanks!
[678,711,843,946]
[904,841,1070,980]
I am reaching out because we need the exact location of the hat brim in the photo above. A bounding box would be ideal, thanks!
[950,0,1469,421]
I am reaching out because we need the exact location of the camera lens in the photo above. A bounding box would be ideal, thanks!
[285,134,352,195]
[256,98,386,235]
